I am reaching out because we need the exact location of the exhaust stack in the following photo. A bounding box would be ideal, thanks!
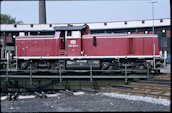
[39,0,46,24]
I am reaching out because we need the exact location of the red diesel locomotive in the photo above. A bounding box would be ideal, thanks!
[14,25,164,72]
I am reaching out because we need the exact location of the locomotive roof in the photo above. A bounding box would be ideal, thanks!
[53,25,87,31]
[83,33,158,37]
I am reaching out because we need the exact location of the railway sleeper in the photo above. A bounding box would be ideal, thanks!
[133,87,171,93]
[112,84,171,93]
[81,88,99,93]
[6,92,19,101]
[129,82,171,88]
[100,86,170,99]
[59,90,74,96]
[34,91,47,99]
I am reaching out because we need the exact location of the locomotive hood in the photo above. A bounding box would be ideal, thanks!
[83,33,158,38]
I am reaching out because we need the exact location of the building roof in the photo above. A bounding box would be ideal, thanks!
[53,25,86,31]
[0,18,170,31]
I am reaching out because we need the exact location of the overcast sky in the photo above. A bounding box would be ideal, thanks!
[1,0,170,24]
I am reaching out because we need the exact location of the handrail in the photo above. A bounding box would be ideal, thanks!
[1,64,150,84]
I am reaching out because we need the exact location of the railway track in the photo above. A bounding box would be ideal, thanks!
[1,72,170,101]
[100,86,170,99]
[99,73,171,99]
[152,73,171,80]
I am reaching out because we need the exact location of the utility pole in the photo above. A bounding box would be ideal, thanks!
[149,0,157,69]
[39,0,46,24]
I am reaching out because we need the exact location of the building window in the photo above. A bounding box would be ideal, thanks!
[25,32,28,36]
[104,22,107,26]
[13,35,16,38]
[166,30,171,38]
[160,19,163,23]
[145,31,148,34]
[30,24,34,27]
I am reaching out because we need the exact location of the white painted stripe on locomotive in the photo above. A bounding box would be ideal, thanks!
[15,38,57,40]
[15,35,158,40]
[14,55,161,60]
[82,35,158,39]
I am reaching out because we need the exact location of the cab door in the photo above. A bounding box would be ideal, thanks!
[58,31,67,56]
[66,31,81,56]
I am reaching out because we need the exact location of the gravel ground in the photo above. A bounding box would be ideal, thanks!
[1,92,170,112]
[161,64,171,73]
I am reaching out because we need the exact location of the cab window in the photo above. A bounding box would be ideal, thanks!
[67,31,72,36]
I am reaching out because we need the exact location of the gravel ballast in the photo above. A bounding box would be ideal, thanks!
[1,92,170,112]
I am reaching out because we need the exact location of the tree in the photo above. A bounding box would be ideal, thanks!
[0,14,23,24]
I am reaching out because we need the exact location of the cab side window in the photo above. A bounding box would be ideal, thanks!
[67,31,72,36]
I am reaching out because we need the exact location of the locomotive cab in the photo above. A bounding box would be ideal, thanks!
[53,25,90,56]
